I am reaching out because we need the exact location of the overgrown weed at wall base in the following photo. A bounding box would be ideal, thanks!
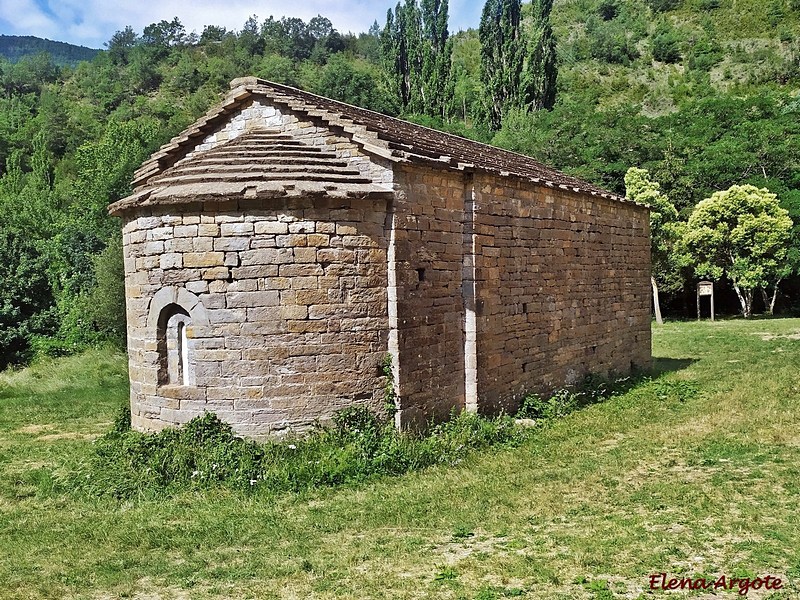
[69,406,525,499]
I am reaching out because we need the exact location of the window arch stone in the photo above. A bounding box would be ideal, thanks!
[148,287,208,387]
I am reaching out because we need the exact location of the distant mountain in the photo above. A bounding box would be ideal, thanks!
[0,35,100,66]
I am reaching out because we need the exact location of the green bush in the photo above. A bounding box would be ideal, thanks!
[652,25,683,64]
[516,372,641,420]
[686,38,723,71]
[0,230,57,369]
[83,234,127,348]
[588,20,640,65]
[597,0,620,20]
[71,406,526,499]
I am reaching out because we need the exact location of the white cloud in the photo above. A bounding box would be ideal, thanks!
[0,0,62,39]
[0,0,482,48]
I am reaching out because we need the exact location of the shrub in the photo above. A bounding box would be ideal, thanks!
[71,406,526,499]
[651,25,683,64]
[686,38,723,71]
[84,234,127,347]
[516,372,641,421]
[588,21,640,65]
[0,230,56,369]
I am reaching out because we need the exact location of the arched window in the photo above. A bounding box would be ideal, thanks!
[158,305,193,386]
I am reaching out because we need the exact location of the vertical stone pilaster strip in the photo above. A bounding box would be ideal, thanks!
[462,174,478,413]
[386,201,402,428]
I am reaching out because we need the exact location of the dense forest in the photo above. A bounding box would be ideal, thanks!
[1,0,800,368]
[0,35,100,65]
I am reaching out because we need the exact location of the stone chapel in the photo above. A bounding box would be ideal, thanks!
[110,77,651,438]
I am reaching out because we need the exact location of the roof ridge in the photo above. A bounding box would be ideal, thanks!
[121,77,637,211]
[240,78,627,202]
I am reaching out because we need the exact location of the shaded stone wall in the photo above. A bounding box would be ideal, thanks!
[471,174,651,413]
[122,196,390,438]
[186,98,393,187]
[390,165,467,429]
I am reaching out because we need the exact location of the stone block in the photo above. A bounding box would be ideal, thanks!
[143,241,165,255]
[290,276,319,289]
[221,222,254,236]
[184,252,225,268]
[306,234,330,247]
[315,222,336,234]
[227,291,280,308]
[174,225,198,238]
[287,320,328,333]
[240,248,293,266]
[202,267,231,280]
[293,248,317,263]
[288,221,316,233]
[206,308,247,323]
[160,253,182,270]
[214,237,250,251]
[232,265,279,279]
[254,221,288,234]
[279,264,324,277]
[199,223,220,237]
[193,237,214,252]
[147,226,173,241]
[185,280,209,294]
[279,305,308,320]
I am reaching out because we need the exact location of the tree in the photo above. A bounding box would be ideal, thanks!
[315,54,395,114]
[0,229,55,368]
[651,22,682,63]
[522,0,557,111]
[381,0,452,117]
[625,167,684,324]
[106,26,139,66]
[684,184,793,318]
[479,0,523,129]
[420,0,452,117]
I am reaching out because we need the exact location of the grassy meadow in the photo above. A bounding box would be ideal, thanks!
[1,319,799,599]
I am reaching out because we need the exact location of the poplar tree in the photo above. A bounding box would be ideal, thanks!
[479,0,523,129]
[382,0,453,117]
[420,0,452,117]
[522,0,557,111]
[625,167,684,324]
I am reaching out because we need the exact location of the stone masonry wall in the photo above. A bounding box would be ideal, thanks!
[471,174,651,413]
[184,98,394,187]
[390,165,467,429]
[122,196,390,438]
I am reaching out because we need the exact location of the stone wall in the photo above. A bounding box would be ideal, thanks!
[390,165,468,429]
[120,94,651,437]
[185,98,394,187]
[385,167,650,424]
[471,174,651,413]
[122,196,390,438]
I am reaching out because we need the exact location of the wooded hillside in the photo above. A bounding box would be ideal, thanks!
[1,0,799,368]
[0,35,99,65]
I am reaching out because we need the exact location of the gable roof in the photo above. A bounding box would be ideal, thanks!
[110,77,629,215]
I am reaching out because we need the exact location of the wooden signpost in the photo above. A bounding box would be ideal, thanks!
[697,280,714,321]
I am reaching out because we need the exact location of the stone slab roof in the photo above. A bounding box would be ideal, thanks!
[109,129,392,214]
[110,77,630,215]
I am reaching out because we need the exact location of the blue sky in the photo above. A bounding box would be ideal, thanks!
[0,0,483,48]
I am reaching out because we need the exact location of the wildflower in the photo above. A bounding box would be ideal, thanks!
[288,444,297,450]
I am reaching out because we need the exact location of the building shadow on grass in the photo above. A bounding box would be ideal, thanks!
[650,357,697,377]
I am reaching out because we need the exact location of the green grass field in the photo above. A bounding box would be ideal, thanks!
[1,319,799,599]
